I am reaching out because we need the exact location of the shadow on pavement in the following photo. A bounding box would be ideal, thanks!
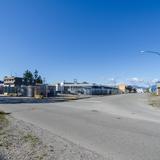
[0,96,91,104]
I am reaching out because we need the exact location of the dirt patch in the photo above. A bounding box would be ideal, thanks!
[148,94,160,108]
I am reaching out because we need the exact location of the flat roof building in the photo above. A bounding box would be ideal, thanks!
[55,81,119,95]
[4,76,23,87]
[3,76,23,96]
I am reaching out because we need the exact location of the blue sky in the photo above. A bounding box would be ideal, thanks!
[0,0,160,85]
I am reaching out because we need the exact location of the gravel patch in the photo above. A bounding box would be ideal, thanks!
[0,115,106,160]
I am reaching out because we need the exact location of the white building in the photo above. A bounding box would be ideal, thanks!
[136,88,144,93]
[54,81,119,95]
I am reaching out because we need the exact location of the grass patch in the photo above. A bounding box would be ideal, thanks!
[35,153,48,160]
[0,134,13,148]
[0,111,9,129]
[23,133,40,147]
[0,111,11,149]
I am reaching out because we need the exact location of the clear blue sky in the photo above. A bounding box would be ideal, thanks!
[0,0,160,85]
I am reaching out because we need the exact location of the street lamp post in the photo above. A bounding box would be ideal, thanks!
[140,50,160,56]
[140,50,160,94]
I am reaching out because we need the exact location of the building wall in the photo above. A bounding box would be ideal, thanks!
[0,81,3,94]
[0,85,3,94]
[3,77,23,96]
[4,76,23,87]
[58,83,119,95]
[118,84,126,93]
[48,85,56,97]
[156,83,160,95]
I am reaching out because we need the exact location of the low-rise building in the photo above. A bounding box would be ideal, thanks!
[149,82,160,95]
[156,82,160,95]
[118,84,126,93]
[135,87,145,93]
[150,85,157,94]
[3,76,56,97]
[0,80,3,94]
[34,84,56,98]
[55,81,119,95]
[3,76,23,96]
[4,76,23,87]
[118,84,137,94]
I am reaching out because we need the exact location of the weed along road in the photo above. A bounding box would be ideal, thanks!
[1,94,160,160]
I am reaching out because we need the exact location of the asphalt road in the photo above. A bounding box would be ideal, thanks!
[1,94,160,160]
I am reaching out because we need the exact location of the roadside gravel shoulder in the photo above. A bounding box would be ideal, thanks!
[0,115,106,160]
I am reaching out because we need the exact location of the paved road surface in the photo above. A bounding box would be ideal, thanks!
[0,94,160,160]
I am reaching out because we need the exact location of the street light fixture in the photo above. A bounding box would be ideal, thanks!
[140,50,160,56]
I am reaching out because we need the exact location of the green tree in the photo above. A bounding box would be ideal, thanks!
[23,69,43,85]
[36,75,43,84]
[34,69,39,80]
[34,69,43,84]
[23,70,34,86]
